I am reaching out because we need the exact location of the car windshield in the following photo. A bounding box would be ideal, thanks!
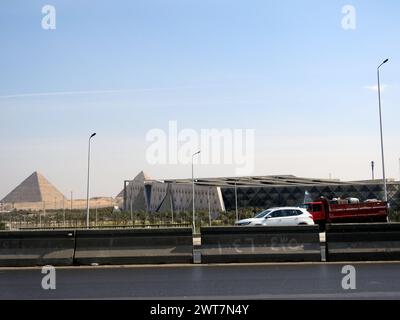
[254,209,273,218]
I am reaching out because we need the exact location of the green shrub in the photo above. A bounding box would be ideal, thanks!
[389,210,400,222]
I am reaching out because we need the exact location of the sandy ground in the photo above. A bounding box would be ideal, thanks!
[2,197,119,211]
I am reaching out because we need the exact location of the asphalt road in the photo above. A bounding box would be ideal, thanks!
[0,262,399,299]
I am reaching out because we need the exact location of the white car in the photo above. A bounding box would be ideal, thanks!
[235,207,315,226]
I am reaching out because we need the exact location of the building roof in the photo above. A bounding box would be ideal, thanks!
[122,171,399,192]
[163,175,348,187]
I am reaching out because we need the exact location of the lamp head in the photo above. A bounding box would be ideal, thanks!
[90,133,97,139]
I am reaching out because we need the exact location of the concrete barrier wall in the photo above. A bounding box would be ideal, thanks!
[74,228,193,265]
[200,226,321,263]
[6,223,398,266]
[0,230,75,267]
[326,223,400,261]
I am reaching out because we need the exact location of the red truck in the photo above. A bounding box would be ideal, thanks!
[304,197,389,230]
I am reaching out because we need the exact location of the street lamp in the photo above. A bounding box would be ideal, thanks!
[377,59,389,201]
[371,161,375,180]
[86,132,96,229]
[192,150,201,232]
[398,157,400,182]
[234,180,238,222]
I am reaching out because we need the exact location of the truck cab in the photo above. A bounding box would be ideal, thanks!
[303,200,327,229]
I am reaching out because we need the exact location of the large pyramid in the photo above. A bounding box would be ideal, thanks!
[1,172,66,204]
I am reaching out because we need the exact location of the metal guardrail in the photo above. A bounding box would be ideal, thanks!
[18,223,191,230]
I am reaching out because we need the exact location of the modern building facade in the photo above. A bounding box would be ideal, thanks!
[221,181,400,211]
[121,172,400,213]
[119,172,225,213]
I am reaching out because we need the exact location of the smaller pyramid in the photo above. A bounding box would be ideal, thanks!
[1,172,65,204]
[134,171,152,182]
[116,171,152,198]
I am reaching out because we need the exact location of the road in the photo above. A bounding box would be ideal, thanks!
[0,262,399,299]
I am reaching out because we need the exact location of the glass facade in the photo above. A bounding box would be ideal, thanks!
[221,183,400,210]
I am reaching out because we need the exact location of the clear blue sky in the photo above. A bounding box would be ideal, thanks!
[1,0,399,199]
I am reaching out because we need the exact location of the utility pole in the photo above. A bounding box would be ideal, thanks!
[63,197,65,227]
[40,201,44,228]
[234,181,239,222]
[398,158,400,182]
[371,161,375,180]
[170,191,174,224]
[130,194,134,226]
[86,132,96,229]
[208,188,211,226]
[377,58,389,201]
[192,150,201,232]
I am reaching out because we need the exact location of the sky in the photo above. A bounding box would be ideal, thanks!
[0,0,400,199]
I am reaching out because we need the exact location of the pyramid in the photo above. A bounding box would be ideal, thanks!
[1,172,65,204]
[116,171,152,198]
[134,171,152,182]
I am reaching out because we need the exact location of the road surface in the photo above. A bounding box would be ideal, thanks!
[0,262,399,299]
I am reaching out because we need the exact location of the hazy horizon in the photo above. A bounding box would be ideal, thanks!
[1,0,400,199]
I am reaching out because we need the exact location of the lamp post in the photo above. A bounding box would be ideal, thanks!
[130,193,134,226]
[398,157,400,182]
[207,188,211,226]
[170,191,174,225]
[192,150,201,232]
[86,133,96,229]
[371,161,375,180]
[377,59,389,201]
[63,197,65,227]
[234,180,238,222]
